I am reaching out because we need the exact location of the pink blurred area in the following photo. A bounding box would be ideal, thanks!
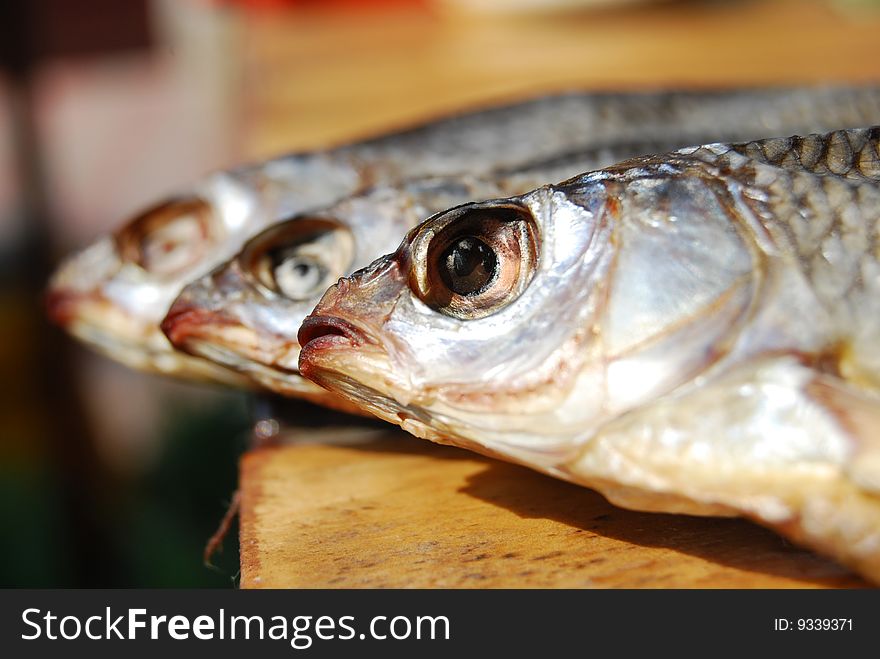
[0,0,253,479]
[0,77,18,247]
[1,1,244,253]
[0,0,433,254]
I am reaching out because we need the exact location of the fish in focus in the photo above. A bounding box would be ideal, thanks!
[297,127,880,582]
[47,87,880,384]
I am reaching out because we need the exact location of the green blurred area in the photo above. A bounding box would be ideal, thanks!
[118,397,249,587]
[0,330,251,588]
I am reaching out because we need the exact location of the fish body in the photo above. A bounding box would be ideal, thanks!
[298,128,880,582]
[48,87,880,383]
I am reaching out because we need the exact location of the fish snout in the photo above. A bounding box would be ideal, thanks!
[160,295,239,352]
[297,315,373,351]
[44,285,115,331]
[45,288,82,328]
[298,254,408,364]
[46,236,123,328]
[297,278,382,354]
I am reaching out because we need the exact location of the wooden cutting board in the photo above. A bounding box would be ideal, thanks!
[239,431,867,588]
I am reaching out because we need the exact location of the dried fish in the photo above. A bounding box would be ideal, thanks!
[298,128,880,582]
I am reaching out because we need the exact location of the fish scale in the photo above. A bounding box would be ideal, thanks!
[725,127,880,182]
[655,131,880,333]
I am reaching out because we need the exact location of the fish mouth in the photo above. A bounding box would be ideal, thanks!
[298,315,374,352]
[297,317,424,425]
[160,302,240,349]
[45,286,248,384]
[163,297,299,368]
[45,289,76,327]
[161,304,372,413]
[46,287,154,349]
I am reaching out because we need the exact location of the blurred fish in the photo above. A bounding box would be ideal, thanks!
[297,127,880,582]
[47,87,880,384]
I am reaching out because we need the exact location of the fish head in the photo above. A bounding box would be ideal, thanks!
[160,184,427,404]
[47,192,245,385]
[298,163,759,467]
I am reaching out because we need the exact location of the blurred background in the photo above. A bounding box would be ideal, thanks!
[1,0,879,587]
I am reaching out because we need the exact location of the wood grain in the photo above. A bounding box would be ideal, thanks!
[239,433,866,588]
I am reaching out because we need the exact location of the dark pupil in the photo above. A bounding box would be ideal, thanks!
[293,262,311,277]
[440,236,497,296]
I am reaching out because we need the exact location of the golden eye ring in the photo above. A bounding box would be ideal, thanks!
[115,197,215,277]
[410,202,539,320]
[238,217,354,301]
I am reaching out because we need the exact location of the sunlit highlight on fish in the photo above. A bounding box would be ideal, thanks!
[298,128,880,582]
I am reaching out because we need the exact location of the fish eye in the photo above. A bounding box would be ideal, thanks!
[411,203,539,320]
[115,197,216,277]
[439,236,497,296]
[241,217,354,301]
[271,253,327,299]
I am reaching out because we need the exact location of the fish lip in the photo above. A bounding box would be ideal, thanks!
[45,279,252,386]
[46,286,121,329]
[45,287,142,339]
[298,315,374,352]
[45,288,82,327]
[160,302,239,350]
[163,295,307,381]
[45,284,157,347]
[45,288,178,366]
